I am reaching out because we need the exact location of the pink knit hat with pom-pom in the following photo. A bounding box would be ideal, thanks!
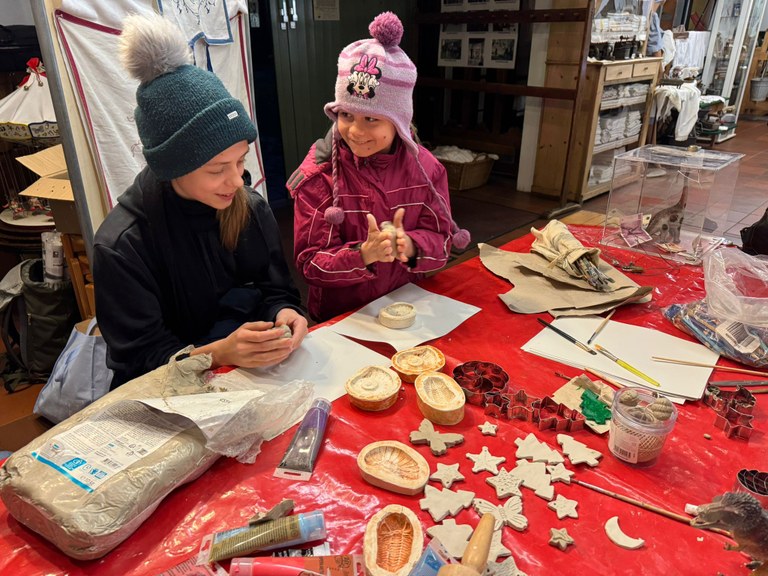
[322,12,470,250]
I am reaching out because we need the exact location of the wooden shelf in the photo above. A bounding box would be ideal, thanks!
[600,95,648,110]
[593,135,640,154]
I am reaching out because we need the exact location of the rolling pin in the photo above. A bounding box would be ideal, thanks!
[437,513,495,576]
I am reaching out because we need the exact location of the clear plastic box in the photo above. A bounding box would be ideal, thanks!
[601,145,743,264]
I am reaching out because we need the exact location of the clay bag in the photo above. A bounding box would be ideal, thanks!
[0,354,220,560]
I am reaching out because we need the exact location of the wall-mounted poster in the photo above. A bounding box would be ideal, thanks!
[437,7,518,68]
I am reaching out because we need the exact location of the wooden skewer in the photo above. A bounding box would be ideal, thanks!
[584,366,625,389]
[572,479,732,538]
[652,357,768,377]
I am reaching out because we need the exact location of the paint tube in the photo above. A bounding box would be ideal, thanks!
[197,511,326,564]
[228,554,365,576]
[274,398,331,481]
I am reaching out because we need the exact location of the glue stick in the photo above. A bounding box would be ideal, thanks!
[198,511,326,563]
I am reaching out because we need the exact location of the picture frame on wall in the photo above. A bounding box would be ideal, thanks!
[467,37,486,66]
[438,37,465,66]
[441,0,465,12]
[488,36,517,68]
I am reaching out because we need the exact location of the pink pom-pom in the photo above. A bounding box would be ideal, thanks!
[369,12,403,47]
[452,228,471,250]
[324,206,345,225]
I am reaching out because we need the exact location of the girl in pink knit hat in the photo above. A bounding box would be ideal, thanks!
[289,12,469,322]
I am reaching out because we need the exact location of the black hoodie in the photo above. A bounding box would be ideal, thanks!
[93,166,302,387]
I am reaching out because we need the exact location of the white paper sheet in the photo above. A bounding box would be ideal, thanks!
[236,326,393,402]
[521,317,718,400]
[329,284,481,351]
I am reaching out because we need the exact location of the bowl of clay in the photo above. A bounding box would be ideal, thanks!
[345,366,401,411]
[378,302,416,329]
[391,345,445,383]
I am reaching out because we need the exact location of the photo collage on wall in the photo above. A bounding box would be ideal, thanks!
[438,0,519,69]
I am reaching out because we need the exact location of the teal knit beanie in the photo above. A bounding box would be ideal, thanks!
[120,14,257,180]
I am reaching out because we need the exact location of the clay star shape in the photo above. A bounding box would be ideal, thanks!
[486,467,523,499]
[430,462,465,489]
[478,421,498,436]
[467,446,506,474]
[547,494,579,519]
[485,556,529,576]
[549,527,574,550]
[546,463,575,484]
[426,519,473,559]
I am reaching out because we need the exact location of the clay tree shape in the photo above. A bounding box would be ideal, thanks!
[391,345,446,383]
[426,519,474,559]
[410,418,465,456]
[364,505,424,576]
[420,484,476,522]
[604,516,645,550]
[358,440,430,495]
[415,371,466,425]
[557,434,602,467]
[345,365,401,411]
[378,302,417,329]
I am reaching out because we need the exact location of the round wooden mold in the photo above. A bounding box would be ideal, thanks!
[390,345,445,384]
[345,366,401,411]
[378,302,416,329]
[357,440,429,495]
[364,505,424,576]
[414,371,465,425]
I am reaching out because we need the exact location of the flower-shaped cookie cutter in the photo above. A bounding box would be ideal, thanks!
[531,396,586,432]
[453,361,509,407]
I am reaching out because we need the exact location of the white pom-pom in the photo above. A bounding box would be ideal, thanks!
[119,13,192,84]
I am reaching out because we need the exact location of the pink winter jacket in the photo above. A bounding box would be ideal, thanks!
[289,133,453,321]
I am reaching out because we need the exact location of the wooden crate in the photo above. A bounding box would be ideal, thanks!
[441,157,495,191]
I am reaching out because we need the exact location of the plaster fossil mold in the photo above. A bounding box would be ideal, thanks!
[358,440,430,495]
[414,371,466,425]
[391,345,445,383]
[363,505,423,576]
[345,366,401,411]
[378,302,417,329]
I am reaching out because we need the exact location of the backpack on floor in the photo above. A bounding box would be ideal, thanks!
[741,207,768,256]
[0,259,79,392]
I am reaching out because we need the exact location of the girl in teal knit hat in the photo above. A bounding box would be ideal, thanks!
[93,13,307,387]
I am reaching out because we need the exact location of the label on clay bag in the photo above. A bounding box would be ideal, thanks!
[31,401,186,492]
[716,321,760,354]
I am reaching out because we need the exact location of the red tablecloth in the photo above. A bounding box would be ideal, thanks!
[1,227,764,575]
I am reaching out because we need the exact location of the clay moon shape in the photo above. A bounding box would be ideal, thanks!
[605,516,645,549]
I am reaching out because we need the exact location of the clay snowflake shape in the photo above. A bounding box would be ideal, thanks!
[479,421,498,436]
[547,494,579,520]
[514,433,563,464]
[419,484,475,522]
[484,557,529,576]
[486,468,523,499]
[430,462,465,489]
[467,446,506,474]
[473,496,528,532]
[427,519,473,558]
[488,528,512,562]
[546,463,575,484]
[557,434,602,467]
[549,527,574,551]
[410,418,465,456]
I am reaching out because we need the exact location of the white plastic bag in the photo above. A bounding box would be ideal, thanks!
[704,248,768,328]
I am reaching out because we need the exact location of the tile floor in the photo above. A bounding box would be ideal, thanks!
[2,120,767,447]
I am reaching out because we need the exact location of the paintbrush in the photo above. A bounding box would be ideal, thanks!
[586,309,616,345]
[537,318,596,355]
